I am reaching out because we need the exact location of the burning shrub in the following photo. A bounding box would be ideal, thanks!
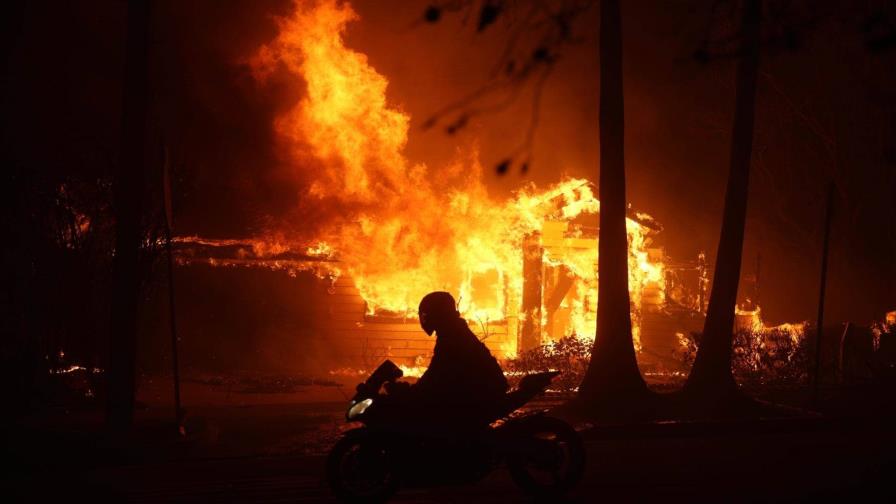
[505,336,592,393]
[678,325,809,388]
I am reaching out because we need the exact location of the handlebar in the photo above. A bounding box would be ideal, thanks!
[352,360,404,401]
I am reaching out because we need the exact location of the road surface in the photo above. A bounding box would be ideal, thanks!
[14,417,894,503]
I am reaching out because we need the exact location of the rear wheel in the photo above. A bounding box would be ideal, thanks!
[507,415,585,498]
[326,433,399,503]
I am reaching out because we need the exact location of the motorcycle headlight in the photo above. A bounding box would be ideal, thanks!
[347,398,373,420]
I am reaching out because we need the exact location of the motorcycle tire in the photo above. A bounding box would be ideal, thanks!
[326,433,400,503]
[506,415,585,498]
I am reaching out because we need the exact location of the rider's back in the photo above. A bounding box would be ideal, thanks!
[414,317,508,419]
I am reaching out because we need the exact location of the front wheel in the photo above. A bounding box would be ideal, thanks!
[326,432,399,503]
[506,415,585,498]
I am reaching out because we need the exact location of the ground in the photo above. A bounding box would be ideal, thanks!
[10,415,896,502]
[6,377,896,502]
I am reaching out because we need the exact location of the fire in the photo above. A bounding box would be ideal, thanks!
[328,365,428,379]
[735,304,766,333]
[49,364,102,375]
[208,0,666,358]
[397,365,428,379]
[734,304,808,365]
[735,304,806,343]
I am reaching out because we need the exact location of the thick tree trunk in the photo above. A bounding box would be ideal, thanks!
[577,0,649,411]
[684,0,761,399]
[107,0,150,431]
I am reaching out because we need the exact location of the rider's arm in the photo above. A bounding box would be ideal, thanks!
[413,339,451,394]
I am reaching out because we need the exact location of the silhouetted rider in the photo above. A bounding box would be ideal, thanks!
[400,292,508,426]
[413,292,507,404]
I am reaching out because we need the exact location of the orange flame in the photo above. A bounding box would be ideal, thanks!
[245,0,665,356]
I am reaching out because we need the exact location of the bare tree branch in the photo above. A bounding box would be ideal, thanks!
[420,0,595,174]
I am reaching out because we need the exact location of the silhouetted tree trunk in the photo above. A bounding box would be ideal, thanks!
[577,0,650,415]
[0,0,33,414]
[684,0,761,400]
[107,0,150,431]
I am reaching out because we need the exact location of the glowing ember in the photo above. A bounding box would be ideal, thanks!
[49,364,103,375]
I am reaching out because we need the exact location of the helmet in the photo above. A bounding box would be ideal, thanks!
[418,291,459,336]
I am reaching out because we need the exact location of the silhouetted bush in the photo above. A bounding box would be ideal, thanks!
[679,327,809,388]
[505,336,592,393]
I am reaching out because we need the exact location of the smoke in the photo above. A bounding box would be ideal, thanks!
[151,0,303,238]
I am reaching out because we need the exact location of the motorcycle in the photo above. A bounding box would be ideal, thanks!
[326,360,585,502]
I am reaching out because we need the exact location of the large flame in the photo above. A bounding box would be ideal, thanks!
[243,0,664,355]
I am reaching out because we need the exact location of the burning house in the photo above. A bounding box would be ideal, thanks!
[165,0,816,380]
[175,202,672,374]
[166,0,713,375]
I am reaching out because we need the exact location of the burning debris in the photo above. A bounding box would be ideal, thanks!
[42,350,105,403]
[186,371,341,394]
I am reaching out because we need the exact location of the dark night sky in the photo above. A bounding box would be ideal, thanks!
[4,0,895,326]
